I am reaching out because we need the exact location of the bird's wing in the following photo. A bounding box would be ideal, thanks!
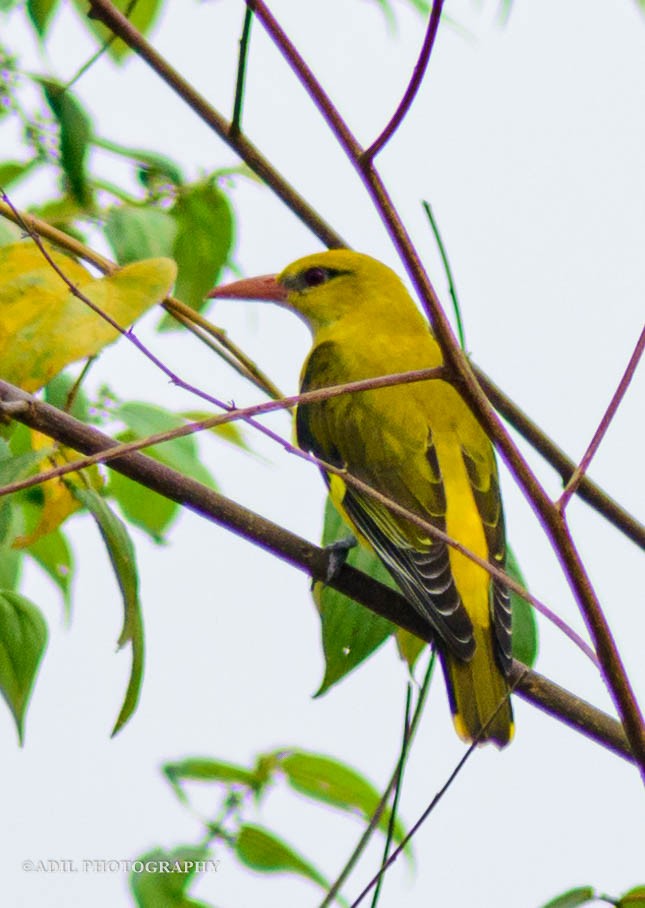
[460,444,512,673]
[297,341,475,661]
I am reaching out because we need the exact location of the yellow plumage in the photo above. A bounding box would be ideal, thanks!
[211,250,514,746]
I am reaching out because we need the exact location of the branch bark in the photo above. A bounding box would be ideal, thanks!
[0,380,631,764]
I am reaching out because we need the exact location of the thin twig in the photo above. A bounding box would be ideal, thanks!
[422,199,466,350]
[320,653,436,908]
[369,684,413,908]
[0,379,632,763]
[362,0,444,163]
[231,6,254,137]
[350,679,522,908]
[558,325,645,512]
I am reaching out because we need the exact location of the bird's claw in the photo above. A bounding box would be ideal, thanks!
[323,535,358,583]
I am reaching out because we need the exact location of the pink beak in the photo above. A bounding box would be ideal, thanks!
[207,273,288,303]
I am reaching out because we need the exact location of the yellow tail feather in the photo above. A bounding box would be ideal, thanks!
[441,626,514,749]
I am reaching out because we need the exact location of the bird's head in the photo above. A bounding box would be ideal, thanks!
[208,249,412,334]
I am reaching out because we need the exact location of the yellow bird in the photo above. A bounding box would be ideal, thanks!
[209,250,513,746]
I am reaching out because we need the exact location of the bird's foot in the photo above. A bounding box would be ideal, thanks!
[323,535,357,583]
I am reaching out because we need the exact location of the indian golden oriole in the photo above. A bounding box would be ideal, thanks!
[209,250,513,747]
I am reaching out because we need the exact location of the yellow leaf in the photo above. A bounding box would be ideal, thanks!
[0,241,177,391]
[395,628,426,670]
[13,429,103,548]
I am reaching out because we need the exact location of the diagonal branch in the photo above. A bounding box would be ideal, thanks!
[0,380,632,763]
[558,324,645,512]
[0,369,596,666]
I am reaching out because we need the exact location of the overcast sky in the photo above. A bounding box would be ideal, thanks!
[3,1,645,906]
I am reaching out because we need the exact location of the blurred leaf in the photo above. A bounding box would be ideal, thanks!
[0,497,23,590]
[0,591,48,743]
[71,487,143,735]
[163,758,264,803]
[235,824,342,902]
[277,750,408,850]
[619,887,645,907]
[115,402,215,488]
[395,627,426,669]
[539,887,596,908]
[181,410,250,452]
[0,241,176,391]
[40,81,93,208]
[0,218,22,246]
[0,159,38,190]
[27,526,73,616]
[105,205,177,265]
[44,371,91,422]
[163,180,234,323]
[314,497,395,695]
[13,429,101,548]
[72,0,164,62]
[508,546,538,667]
[27,0,60,38]
[109,465,178,543]
[129,845,215,908]
[108,402,215,540]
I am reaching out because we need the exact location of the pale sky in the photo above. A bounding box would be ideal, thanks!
[3,1,645,906]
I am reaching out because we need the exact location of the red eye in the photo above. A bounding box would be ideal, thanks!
[303,267,328,287]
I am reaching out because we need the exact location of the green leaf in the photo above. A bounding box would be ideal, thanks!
[0,591,48,743]
[129,845,215,908]
[539,887,596,908]
[27,524,74,617]
[0,159,38,190]
[71,487,144,734]
[44,371,91,423]
[109,462,178,543]
[0,218,22,247]
[314,497,396,695]
[108,401,215,541]
[277,750,407,849]
[0,501,23,589]
[164,180,234,323]
[619,887,645,907]
[72,0,164,62]
[163,758,263,803]
[235,824,344,903]
[115,402,215,487]
[26,0,60,37]
[105,205,178,266]
[40,81,93,208]
[181,410,250,452]
[507,546,538,667]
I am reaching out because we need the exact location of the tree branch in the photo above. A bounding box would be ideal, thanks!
[558,324,645,512]
[0,380,631,764]
[362,0,444,162]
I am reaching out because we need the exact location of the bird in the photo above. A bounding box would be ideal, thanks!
[209,249,513,746]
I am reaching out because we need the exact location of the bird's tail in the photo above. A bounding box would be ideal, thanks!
[440,625,514,748]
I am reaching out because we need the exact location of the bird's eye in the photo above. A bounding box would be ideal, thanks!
[302,267,329,288]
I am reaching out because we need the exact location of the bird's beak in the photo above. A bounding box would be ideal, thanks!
[207,274,288,303]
